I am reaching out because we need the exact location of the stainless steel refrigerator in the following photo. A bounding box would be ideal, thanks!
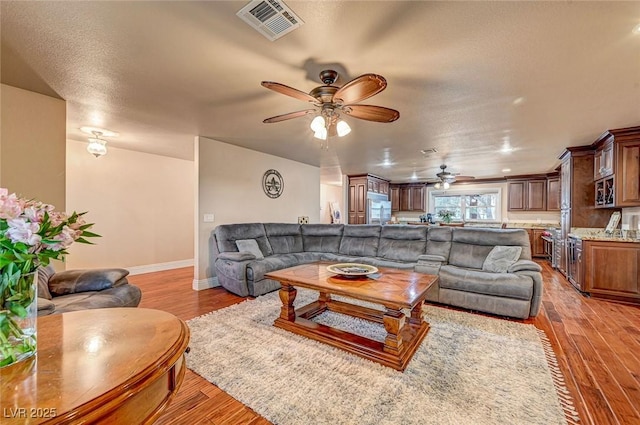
[367,199,392,224]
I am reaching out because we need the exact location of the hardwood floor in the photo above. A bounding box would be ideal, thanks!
[129,263,640,425]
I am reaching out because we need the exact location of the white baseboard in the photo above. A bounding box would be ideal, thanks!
[126,259,194,276]
[193,276,219,291]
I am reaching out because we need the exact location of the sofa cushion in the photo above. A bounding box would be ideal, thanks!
[482,246,522,273]
[264,223,303,254]
[339,225,381,257]
[448,228,530,269]
[425,226,453,261]
[439,265,533,300]
[214,223,273,257]
[236,239,264,259]
[378,225,427,262]
[301,224,343,253]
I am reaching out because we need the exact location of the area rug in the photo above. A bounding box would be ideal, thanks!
[186,289,579,425]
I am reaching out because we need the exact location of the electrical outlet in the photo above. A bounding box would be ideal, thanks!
[298,216,309,224]
[203,213,215,223]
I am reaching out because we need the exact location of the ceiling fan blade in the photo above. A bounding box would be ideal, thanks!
[343,105,400,123]
[263,109,317,123]
[455,176,476,181]
[333,74,387,104]
[261,81,317,103]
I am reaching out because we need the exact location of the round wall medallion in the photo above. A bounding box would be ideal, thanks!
[262,169,284,198]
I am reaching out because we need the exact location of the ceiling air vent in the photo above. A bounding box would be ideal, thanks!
[236,0,304,41]
[420,147,439,155]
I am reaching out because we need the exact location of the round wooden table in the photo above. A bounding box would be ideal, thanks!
[1,308,190,424]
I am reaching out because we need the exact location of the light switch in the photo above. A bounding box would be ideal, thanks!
[203,213,215,223]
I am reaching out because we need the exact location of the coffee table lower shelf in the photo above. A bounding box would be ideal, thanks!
[274,297,430,371]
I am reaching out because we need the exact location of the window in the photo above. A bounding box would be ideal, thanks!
[431,190,500,222]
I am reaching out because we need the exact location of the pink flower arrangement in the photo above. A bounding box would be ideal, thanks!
[0,188,98,274]
[0,188,99,367]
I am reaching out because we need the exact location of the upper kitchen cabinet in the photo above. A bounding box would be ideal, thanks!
[592,126,640,208]
[546,176,561,211]
[390,183,425,212]
[507,176,557,211]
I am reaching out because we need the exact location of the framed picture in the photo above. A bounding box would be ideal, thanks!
[329,202,341,224]
[605,211,621,233]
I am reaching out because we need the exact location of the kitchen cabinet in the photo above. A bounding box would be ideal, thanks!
[411,185,425,211]
[582,240,640,304]
[546,177,560,211]
[395,183,425,212]
[390,185,400,212]
[347,174,391,224]
[507,179,546,211]
[591,126,640,208]
[348,177,367,224]
[530,229,547,258]
[594,138,614,180]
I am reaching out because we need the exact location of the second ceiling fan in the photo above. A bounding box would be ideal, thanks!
[261,69,400,139]
[427,164,476,188]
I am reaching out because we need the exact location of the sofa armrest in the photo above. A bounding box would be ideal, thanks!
[218,252,257,261]
[48,268,130,296]
[418,254,447,263]
[507,260,542,273]
[416,254,446,275]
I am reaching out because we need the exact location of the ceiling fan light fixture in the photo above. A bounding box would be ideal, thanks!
[314,127,328,140]
[336,120,351,137]
[443,181,450,189]
[310,116,325,132]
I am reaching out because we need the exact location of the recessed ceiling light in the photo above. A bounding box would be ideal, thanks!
[502,168,511,173]
[80,126,119,138]
[633,23,640,35]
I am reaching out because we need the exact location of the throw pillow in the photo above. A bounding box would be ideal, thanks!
[236,239,264,259]
[482,245,522,273]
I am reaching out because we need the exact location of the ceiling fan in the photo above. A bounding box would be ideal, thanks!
[427,164,476,188]
[261,69,399,139]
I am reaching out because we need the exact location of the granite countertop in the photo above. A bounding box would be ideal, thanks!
[568,234,640,243]
[506,222,560,229]
[569,228,640,243]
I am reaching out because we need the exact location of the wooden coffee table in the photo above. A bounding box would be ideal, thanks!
[265,262,437,371]
[0,308,189,424]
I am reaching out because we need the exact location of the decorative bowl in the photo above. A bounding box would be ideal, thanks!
[326,263,379,277]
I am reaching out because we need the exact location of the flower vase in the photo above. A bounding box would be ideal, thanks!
[0,271,37,368]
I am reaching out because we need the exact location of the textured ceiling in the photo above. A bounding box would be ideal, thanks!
[2,1,639,185]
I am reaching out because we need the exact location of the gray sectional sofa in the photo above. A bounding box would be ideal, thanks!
[211,223,543,319]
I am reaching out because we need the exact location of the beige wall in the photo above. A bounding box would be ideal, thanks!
[65,139,194,270]
[0,84,65,208]
[320,183,343,224]
[196,137,320,283]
